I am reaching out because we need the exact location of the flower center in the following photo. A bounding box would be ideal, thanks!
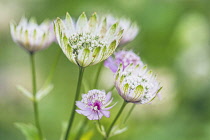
[81,89,107,110]
[93,101,101,111]
[69,33,107,53]
[123,75,153,92]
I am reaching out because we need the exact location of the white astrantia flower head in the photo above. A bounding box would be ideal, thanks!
[54,12,124,67]
[115,64,162,104]
[106,15,139,46]
[10,17,55,53]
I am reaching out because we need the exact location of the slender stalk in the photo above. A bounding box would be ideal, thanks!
[93,62,103,89]
[97,112,103,132]
[43,48,62,87]
[30,53,43,140]
[108,85,115,92]
[74,63,103,139]
[64,66,85,140]
[104,101,127,140]
[123,104,136,124]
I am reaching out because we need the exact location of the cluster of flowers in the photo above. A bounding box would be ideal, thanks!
[10,12,162,140]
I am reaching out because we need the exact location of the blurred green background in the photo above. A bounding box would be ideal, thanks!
[0,0,210,140]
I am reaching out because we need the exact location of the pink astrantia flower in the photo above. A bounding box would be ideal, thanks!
[76,89,116,120]
[104,50,143,73]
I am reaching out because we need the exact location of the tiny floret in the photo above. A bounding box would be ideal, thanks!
[76,89,116,120]
[54,12,123,67]
[115,64,162,104]
[104,50,143,73]
[10,17,55,53]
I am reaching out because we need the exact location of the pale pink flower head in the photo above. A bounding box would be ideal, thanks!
[104,50,144,73]
[10,17,55,53]
[106,15,139,46]
[76,89,115,120]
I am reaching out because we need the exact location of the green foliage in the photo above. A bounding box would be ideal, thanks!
[96,123,106,137]
[109,125,127,138]
[16,85,33,100]
[36,84,54,101]
[15,123,39,140]
[16,84,53,101]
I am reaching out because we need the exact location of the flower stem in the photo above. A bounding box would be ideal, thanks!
[123,104,136,124]
[105,101,127,140]
[74,63,103,140]
[108,85,115,92]
[43,48,62,87]
[30,53,43,140]
[64,66,85,140]
[93,62,103,88]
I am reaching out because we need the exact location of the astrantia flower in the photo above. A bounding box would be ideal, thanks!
[54,12,123,67]
[115,64,162,104]
[104,50,143,73]
[10,17,55,53]
[106,15,139,46]
[76,89,115,120]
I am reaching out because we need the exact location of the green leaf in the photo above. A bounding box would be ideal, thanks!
[16,85,33,100]
[36,84,54,101]
[96,123,106,137]
[110,125,127,137]
[15,123,39,140]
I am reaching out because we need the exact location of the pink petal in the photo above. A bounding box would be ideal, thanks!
[87,112,103,120]
[105,97,113,107]
[76,101,86,110]
[104,102,117,111]
[105,92,112,104]
[76,109,92,116]
[104,57,118,73]
[100,110,110,118]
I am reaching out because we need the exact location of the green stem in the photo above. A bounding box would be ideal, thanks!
[64,66,85,140]
[30,53,43,140]
[108,85,115,92]
[123,104,136,124]
[93,62,103,89]
[43,48,62,87]
[97,113,103,132]
[105,101,127,140]
[74,63,103,140]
